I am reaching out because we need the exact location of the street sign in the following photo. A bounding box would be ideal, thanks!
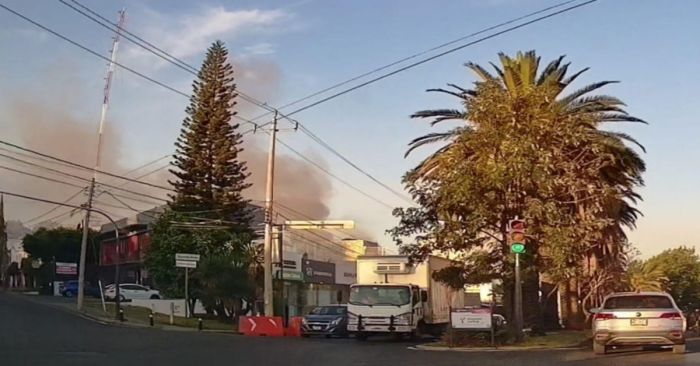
[451,308,492,330]
[176,253,200,262]
[55,262,78,275]
[511,243,526,254]
[176,260,197,268]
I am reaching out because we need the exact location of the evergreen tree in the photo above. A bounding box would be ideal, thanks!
[169,41,251,230]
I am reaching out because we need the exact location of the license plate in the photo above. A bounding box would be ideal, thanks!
[630,319,647,326]
[312,326,321,330]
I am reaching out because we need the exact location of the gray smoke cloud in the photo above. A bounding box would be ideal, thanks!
[0,58,333,229]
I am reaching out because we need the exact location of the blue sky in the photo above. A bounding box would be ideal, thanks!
[1,0,699,257]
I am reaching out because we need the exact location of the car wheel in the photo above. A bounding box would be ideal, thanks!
[150,294,160,300]
[593,342,606,355]
[64,290,74,298]
[673,344,686,354]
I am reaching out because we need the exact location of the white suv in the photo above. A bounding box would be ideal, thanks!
[592,292,686,355]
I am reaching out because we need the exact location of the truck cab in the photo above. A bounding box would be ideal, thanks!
[347,283,427,338]
[347,255,462,340]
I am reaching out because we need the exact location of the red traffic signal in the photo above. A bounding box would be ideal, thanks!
[508,219,526,233]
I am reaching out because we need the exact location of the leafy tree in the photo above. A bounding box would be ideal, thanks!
[643,246,700,310]
[390,51,645,330]
[169,40,251,230]
[22,227,98,264]
[194,250,257,321]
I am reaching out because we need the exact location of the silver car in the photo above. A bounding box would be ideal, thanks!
[592,292,686,355]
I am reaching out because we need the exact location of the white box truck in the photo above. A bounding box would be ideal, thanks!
[347,255,464,340]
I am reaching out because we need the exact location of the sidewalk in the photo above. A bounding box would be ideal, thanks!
[16,292,238,334]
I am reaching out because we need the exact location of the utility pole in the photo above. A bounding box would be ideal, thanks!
[262,111,278,316]
[77,10,125,311]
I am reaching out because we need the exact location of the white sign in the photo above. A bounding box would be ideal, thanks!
[176,260,197,268]
[55,262,78,275]
[451,308,492,330]
[176,253,200,262]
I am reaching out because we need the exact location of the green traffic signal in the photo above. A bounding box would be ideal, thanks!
[511,243,525,254]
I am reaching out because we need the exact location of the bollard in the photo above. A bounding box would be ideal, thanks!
[389,315,395,332]
[169,302,174,325]
[149,313,154,327]
[198,318,203,331]
[118,309,125,322]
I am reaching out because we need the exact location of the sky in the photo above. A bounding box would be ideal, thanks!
[0,0,699,258]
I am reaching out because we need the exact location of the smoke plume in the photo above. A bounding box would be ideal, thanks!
[0,58,333,229]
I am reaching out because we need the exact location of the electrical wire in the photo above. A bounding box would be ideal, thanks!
[274,136,395,209]
[0,139,173,192]
[245,0,581,121]
[281,0,599,117]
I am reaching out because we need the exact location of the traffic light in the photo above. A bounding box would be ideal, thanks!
[508,219,526,254]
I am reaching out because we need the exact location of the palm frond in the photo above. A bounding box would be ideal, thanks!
[465,62,497,82]
[560,81,619,105]
[536,55,565,85]
[598,130,646,153]
[598,113,648,124]
[405,128,468,157]
[562,67,589,85]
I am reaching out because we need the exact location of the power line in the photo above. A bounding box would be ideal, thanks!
[281,0,599,117]
[245,0,581,121]
[0,139,173,192]
[58,0,277,130]
[0,3,191,98]
[8,1,404,207]
[0,164,86,189]
[274,136,394,209]
[57,0,411,205]
[0,148,169,203]
[245,1,597,203]
[24,188,86,224]
[297,126,412,204]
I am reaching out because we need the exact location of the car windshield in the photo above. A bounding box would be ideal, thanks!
[349,285,411,306]
[604,295,673,309]
[309,306,346,315]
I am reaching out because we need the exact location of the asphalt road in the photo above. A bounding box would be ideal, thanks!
[2,292,700,366]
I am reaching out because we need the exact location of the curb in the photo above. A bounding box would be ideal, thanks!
[410,344,584,352]
[10,292,238,335]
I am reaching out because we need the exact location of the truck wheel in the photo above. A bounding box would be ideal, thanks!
[673,344,686,354]
[355,332,368,341]
[593,342,606,355]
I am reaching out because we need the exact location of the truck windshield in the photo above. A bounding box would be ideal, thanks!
[349,286,411,306]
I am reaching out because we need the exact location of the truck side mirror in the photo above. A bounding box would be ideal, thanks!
[420,290,428,302]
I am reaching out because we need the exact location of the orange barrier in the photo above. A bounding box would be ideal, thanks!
[285,317,303,337]
[239,316,285,337]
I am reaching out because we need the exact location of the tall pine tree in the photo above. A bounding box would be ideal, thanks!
[169,41,251,230]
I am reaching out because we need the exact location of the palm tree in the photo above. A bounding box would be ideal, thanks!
[626,260,667,292]
[403,51,646,329]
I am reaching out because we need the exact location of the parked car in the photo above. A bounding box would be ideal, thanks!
[302,305,348,338]
[104,283,161,302]
[592,292,686,355]
[60,280,101,298]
